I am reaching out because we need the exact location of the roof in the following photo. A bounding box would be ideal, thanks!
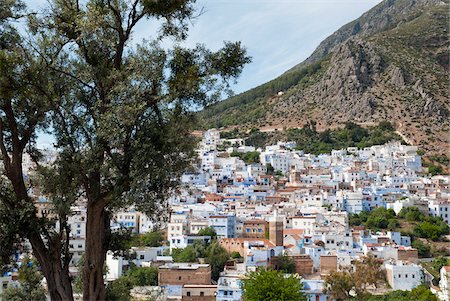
[243,219,267,224]
[284,229,304,235]
[220,238,275,247]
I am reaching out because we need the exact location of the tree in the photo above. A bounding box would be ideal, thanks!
[398,207,425,222]
[323,256,384,300]
[172,241,207,263]
[0,1,74,299]
[352,255,385,297]
[205,241,229,281]
[276,253,296,274]
[125,266,158,286]
[1,256,47,301]
[242,268,307,301]
[231,251,242,259]
[197,226,217,240]
[432,256,449,273]
[0,1,250,300]
[323,270,353,301]
[412,239,431,257]
[141,231,164,247]
[266,163,275,175]
[105,277,132,301]
[364,285,438,301]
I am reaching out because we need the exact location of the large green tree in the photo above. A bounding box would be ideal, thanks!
[0,1,74,300]
[241,268,307,301]
[0,0,250,300]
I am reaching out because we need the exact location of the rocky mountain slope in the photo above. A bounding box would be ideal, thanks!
[200,0,449,155]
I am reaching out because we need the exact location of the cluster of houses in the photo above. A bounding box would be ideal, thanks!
[1,128,449,300]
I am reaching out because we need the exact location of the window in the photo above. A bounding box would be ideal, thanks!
[200,292,204,297]
[187,292,191,296]
[412,274,415,278]
[398,274,401,278]
[178,276,182,280]
[140,255,144,260]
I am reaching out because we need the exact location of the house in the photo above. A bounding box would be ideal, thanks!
[159,263,212,300]
[242,219,268,239]
[170,235,212,253]
[216,262,245,301]
[182,284,217,301]
[385,261,424,291]
[437,266,450,301]
[208,215,236,238]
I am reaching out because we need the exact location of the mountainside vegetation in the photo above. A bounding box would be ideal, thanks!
[220,121,403,155]
[199,0,449,159]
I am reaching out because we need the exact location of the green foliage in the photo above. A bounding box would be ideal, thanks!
[197,227,217,240]
[245,129,270,148]
[171,239,223,263]
[432,256,450,273]
[231,251,242,259]
[106,277,132,301]
[352,206,449,241]
[364,208,396,230]
[141,231,164,247]
[205,241,229,281]
[125,267,158,286]
[387,218,400,230]
[363,285,437,301]
[172,240,228,281]
[417,149,426,156]
[1,256,46,301]
[172,244,204,263]
[398,207,425,222]
[230,151,260,163]
[0,0,251,299]
[427,164,444,176]
[276,254,296,274]
[429,155,450,166]
[220,128,242,139]
[287,121,402,155]
[242,268,306,301]
[414,220,449,241]
[412,239,431,257]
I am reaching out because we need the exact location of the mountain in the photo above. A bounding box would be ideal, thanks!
[199,0,449,155]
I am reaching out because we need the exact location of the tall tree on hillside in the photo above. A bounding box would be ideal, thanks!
[0,0,250,300]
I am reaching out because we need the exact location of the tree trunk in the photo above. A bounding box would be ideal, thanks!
[83,200,109,301]
[28,232,74,301]
[5,158,74,301]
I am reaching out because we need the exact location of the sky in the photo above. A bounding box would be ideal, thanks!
[27,0,382,146]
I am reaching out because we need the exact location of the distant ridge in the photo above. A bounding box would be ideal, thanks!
[200,0,449,155]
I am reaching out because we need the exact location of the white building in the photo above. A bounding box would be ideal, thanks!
[436,266,450,301]
[429,200,450,224]
[385,261,424,290]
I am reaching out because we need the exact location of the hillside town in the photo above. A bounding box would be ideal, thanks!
[1,128,448,300]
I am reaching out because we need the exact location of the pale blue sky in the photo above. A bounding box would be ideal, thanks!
[27,0,382,146]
